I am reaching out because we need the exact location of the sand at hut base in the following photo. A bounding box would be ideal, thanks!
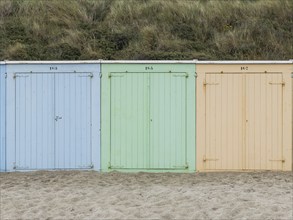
[0,171,292,219]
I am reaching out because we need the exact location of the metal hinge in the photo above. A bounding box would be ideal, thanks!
[109,165,125,169]
[78,164,94,169]
[109,73,125,78]
[203,156,219,162]
[173,163,189,169]
[78,73,93,78]
[269,159,285,163]
[13,73,29,79]
[203,80,219,86]
[269,81,285,86]
[13,165,29,170]
[172,73,188,78]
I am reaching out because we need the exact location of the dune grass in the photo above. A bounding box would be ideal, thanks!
[0,0,292,60]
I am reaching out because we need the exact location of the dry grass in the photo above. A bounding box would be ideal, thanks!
[0,0,292,60]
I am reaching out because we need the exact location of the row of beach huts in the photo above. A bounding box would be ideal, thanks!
[0,60,292,172]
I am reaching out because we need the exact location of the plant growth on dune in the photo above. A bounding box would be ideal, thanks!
[0,0,292,60]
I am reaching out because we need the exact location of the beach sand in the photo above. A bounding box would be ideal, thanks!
[0,171,292,219]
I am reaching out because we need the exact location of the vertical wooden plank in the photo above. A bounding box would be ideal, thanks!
[174,73,181,167]
[181,73,187,168]
[255,74,262,169]
[110,73,118,167]
[168,73,172,168]
[218,73,223,170]
[16,76,23,168]
[25,76,30,168]
[18,75,28,168]
[69,74,76,168]
[205,74,210,169]
[125,73,131,168]
[241,74,245,170]
[277,74,283,170]
[260,74,266,170]
[136,74,142,168]
[111,73,117,167]
[231,74,236,169]
[240,74,245,170]
[0,64,5,171]
[15,76,19,168]
[54,73,60,168]
[245,74,250,169]
[177,73,184,169]
[149,73,155,168]
[35,75,40,168]
[31,74,37,169]
[221,74,228,169]
[271,74,278,170]
[165,74,171,168]
[282,67,292,171]
[57,73,65,168]
[227,73,233,169]
[43,74,54,169]
[215,73,221,170]
[152,73,157,168]
[68,74,73,168]
[6,66,15,171]
[246,74,255,170]
[234,74,241,169]
[238,74,246,170]
[210,74,216,169]
[266,73,272,170]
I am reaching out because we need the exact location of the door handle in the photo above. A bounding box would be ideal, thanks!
[55,116,62,121]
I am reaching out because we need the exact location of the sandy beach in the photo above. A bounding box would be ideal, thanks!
[0,171,292,219]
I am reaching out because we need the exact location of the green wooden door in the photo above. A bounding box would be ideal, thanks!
[110,72,188,170]
[149,73,188,169]
[110,73,149,169]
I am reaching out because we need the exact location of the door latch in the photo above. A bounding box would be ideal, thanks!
[203,80,219,86]
[55,116,62,121]
[203,156,219,162]
[269,159,285,163]
[269,81,285,86]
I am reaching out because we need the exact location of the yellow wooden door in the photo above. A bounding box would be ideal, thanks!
[204,73,284,170]
[204,73,245,170]
[245,73,284,170]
